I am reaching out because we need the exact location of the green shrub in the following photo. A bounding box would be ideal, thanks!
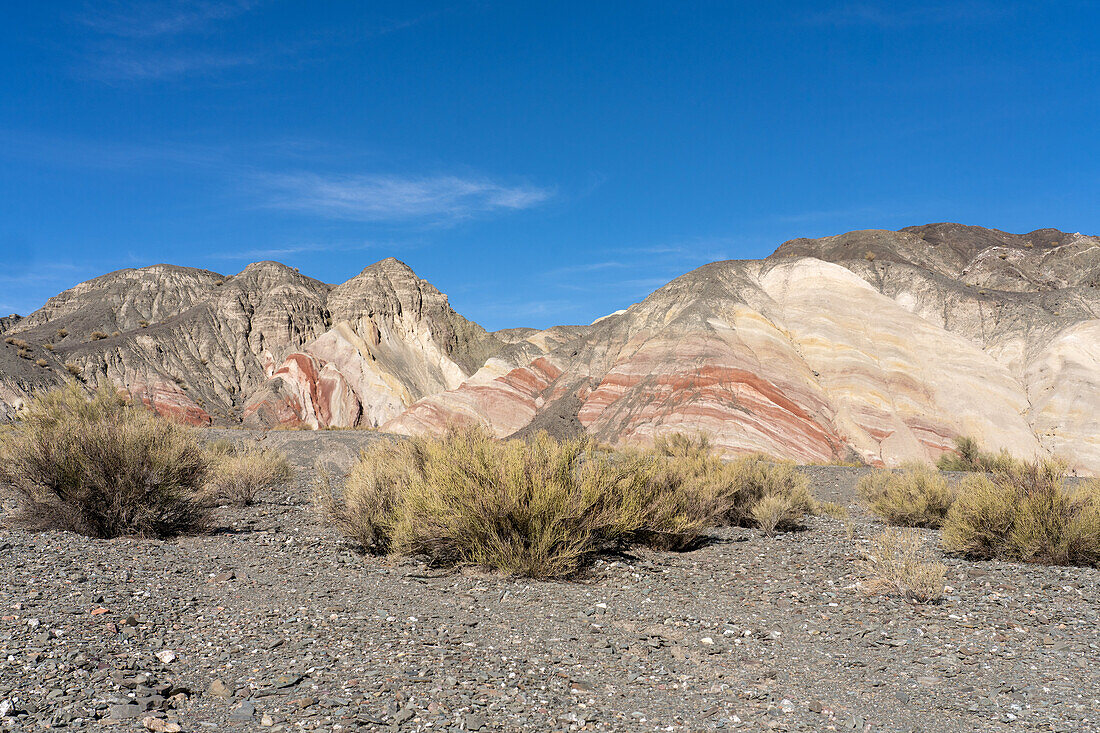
[320,430,816,577]
[942,460,1100,567]
[857,464,954,528]
[319,429,723,577]
[0,382,208,538]
[200,442,293,506]
[936,436,1021,473]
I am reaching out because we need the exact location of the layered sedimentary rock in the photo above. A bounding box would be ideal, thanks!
[388,225,1100,472]
[241,258,504,428]
[3,224,1098,472]
[1,258,497,428]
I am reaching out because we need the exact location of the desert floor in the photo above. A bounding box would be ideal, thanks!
[1,430,1096,732]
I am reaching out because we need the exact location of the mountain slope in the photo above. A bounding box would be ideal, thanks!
[386,225,1100,472]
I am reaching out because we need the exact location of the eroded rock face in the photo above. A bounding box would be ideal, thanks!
[388,226,1100,472]
[1,258,495,428]
[241,258,505,428]
[3,224,1098,473]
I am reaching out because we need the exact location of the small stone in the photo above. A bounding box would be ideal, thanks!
[261,713,276,727]
[228,701,255,721]
[109,703,144,720]
[208,679,233,699]
[142,716,182,733]
[155,650,176,664]
[779,699,795,713]
[464,713,486,731]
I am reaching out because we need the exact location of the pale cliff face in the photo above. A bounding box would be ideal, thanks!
[3,225,1099,472]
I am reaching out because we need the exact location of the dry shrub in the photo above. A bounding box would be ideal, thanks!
[0,382,208,538]
[647,436,814,531]
[862,528,946,603]
[200,441,293,506]
[320,430,816,577]
[857,464,954,528]
[752,493,800,536]
[942,460,1100,567]
[319,429,722,577]
[817,501,850,519]
[89,331,108,341]
[65,363,82,377]
[55,328,67,338]
[936,436,1021,473]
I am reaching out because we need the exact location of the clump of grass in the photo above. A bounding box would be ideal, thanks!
[41,344,54,352]
[55,328,68,339]
[816,501,850,519]
[65,363,82,377]
[862,528,946,603]
[200,441,293,506]
[857,464,954,528]
[936,436,1021,473]
[0,382,208,538]
[89,331,108,341]
[648,435,814,531]
[320,430,815,577]
[34,359,48,368]
[320,429,726,577]
[942,460,1100,567]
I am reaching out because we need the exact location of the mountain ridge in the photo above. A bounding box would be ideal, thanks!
[2,224,1098,471]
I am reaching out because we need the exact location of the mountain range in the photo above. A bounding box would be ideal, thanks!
[3,224,1098,472]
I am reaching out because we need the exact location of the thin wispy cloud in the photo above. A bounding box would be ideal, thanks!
[79,0,259,38]
[207,240,390,261]
[803,2,1010,28]
[260,172,552,223]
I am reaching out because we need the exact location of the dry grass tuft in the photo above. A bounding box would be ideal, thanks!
[857,464,954,528]
[319,429,724,577]
[942,460,1100,567]
[89,331,108,341]
[200,441,293,506]
[936,436,1021,473]
[816,501,850,519]
[0,382,208,538]
[862,528,946,603]
[320,430,816,577]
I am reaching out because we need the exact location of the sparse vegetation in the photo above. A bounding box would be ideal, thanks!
[35,359,48,368]
[0,382,208,538]
[941,460,1100,567]
[89,331,108,341]
[16,349,30,359]
[862,528,946,603]
[55,328,67,338]
[319,429,815,577]
[937,436,1021,473]
[42,343,54,351]
[857,464,954,528]
[5,337,29,349]
[864,251,876,261]
[199,441,293,506]
[65,363,82,377]
[816,501,850,519]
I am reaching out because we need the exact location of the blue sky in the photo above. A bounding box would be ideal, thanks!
[2,1,1098,330]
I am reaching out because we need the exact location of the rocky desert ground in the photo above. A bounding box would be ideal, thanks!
[1,430,1096,733]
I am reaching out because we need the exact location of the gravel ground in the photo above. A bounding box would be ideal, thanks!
[1,431,1097,732]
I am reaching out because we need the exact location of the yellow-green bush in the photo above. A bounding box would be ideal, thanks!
[857,464,954,528]
[200,441,293,506]
[936,436,1021,473]
[942,460,1100,567]
[0,382,208,538]
[320,430,816,577]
